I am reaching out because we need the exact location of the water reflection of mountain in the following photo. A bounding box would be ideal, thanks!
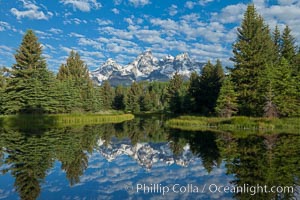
[0,116,299,200]
[97,138,194,169]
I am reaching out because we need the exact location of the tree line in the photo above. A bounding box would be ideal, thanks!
[0,4,299,117]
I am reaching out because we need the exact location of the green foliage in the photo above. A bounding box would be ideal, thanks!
[215,76,238,117]
[230,4,276,116]
[113,85,126,110]
[200,60,224,115]
[166,72,184,114]
[101,80,114,110]
[56,50,96,113]
[272,58,299,116]
[281,25,297,63]
[3,30,58,114]
[166,116,300,134]
[125,82,142,113]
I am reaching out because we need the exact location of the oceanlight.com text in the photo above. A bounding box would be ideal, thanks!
[133,183,294,196]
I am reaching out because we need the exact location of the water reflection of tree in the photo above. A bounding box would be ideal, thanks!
[1,129,54,200]
[0,125,101,199]
[219,134,300,200]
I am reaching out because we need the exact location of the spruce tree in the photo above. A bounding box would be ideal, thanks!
[166,72,184,114]
[0,68,6,114]
[281,25,297,63]
[125,82,142,113]
[187,72,200,113]
[230,4,276,116]
[113,85,126,110]
[57,50,95,112]
[101,80,114,110]
[215,76,238,117]
[4,30,58,114]
[272,25,281,60]
[197,60,224,115]
[140,90,152,111]
[272,58,299,116]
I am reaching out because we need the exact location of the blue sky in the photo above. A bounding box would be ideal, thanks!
[1,0,300,72]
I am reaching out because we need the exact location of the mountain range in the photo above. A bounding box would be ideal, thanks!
[90,50,205,86]
[97,137,195,169]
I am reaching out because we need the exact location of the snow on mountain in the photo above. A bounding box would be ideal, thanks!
[90,51,204,86]
[96,137,195,170]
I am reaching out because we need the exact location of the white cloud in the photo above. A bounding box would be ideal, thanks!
[128,0,150,7]
[111,8,120,14]
[185,1,197,9]
[78,37,102,49]
[10,0,53,20]
[63,18,87,25]
[213,3,247,24]
[96,18,113,26]
[60,0,102,12]
[48,28,63,34]
[0,21,16,32]
[185,0,214,8]
[68,32,85,37]
[168,4,178,16]
[198,0,214,6]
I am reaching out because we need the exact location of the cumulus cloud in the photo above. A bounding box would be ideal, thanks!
[10,0,53,20]
[60,0,102,12]
[213,3,247,24]
[128,0,150,7]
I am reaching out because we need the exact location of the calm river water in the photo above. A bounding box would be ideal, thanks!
[0,116,299,200]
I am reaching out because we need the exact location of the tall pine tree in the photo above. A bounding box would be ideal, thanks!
[197,60,224,115]
[57,50,95,112]
[4,30,58,114]
[166,72,184,114]
[215,76,238,117]
[230,4,276,116]
[281,25,297,64]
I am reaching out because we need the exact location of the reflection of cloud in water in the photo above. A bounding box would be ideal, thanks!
[39,139,233,199]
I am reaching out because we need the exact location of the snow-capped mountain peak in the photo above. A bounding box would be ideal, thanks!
[91,51,205,86]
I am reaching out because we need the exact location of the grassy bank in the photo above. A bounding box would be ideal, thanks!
[0,113,134,129]
[166,116,300,134]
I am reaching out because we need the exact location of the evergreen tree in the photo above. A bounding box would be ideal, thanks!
[57,50,95,112]
[125,82,142,113]
[230,4,276,116]
[215,76,238,117]
[0,67,7,114]
[197,60,224,115]
[281,25,297,63]
[272,25,281,61]
[272,58,299,116]
[187,72,200,113]
[140,90,152,111]
[4,30,58,114]
[261,64,278,118]
[166,72,184,114]
[101,80,114,110]
[113,85,126,110]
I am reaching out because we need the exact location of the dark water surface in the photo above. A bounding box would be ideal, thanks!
[0,116,299,200]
